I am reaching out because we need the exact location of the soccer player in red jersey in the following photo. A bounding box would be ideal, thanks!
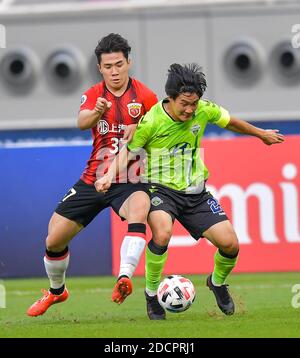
[27,33,158,317]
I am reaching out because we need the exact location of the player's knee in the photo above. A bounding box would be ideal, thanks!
[153,229,172,247]
[46,236,66,253]
[123,198,150,222]
[220,237,239,256]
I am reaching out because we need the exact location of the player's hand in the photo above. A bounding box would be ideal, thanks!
[123,124,137,143]
[260,129,285,145]
[94,97,112,115]
[94,175,112,193]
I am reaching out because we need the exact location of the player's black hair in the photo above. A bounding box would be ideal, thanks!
[95,33,131,64]
[165,63,207,99]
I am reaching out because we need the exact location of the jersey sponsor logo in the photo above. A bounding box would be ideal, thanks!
[97,120,109,135]
[151,196,163,207]
[127,102,142,118]
[97,121,126,135]
[80,95,87,106]
[190,124,201,136]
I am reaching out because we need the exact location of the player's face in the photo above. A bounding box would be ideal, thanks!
[168,93,200,122]
[98,52,131,91]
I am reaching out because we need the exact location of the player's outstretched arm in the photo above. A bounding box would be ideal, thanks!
[225,116,284,145]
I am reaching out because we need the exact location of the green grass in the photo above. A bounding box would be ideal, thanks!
[0,273,299,338]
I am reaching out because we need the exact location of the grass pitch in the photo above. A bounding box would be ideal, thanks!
[0,273,299,338]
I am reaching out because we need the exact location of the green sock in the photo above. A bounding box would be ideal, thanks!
[145,246,168,292]
[212,250,238,285]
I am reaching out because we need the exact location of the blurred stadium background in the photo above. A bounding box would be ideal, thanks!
[0,0,299,288]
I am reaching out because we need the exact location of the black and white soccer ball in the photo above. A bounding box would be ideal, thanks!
[157,275,196,313]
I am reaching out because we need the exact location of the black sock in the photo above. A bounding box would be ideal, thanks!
[148,239,168,255]
[117,275,129,281]
[128,223,146,234]
[50,285,65,295]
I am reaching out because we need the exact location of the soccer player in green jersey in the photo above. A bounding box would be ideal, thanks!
[95,63,284,319]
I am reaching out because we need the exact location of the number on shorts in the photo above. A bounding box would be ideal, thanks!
[62,188,76,202]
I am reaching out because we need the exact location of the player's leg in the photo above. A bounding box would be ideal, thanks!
[203,220,239,285]
[44,213,83,291]
[146,211,172,296]
[110,188,150,304]
[142,186,178,319]
[27,180,107,316]
[203,220,239,315]
[27,213,82,317]
[177,189,238,315]
[117,190,150,280]
[144,210,173,320]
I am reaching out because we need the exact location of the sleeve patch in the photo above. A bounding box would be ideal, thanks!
[80,95,87,106]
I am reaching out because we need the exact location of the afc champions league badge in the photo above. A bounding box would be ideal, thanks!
[127,101,142,118]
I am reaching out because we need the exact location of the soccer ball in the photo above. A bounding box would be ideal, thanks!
[157,275,196,313]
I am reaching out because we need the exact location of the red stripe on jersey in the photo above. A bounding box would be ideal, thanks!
[80,78,158,184]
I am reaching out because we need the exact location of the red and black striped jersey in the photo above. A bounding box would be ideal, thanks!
[79,78,158,184]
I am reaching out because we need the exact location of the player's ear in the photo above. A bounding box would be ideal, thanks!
[97,63,103,75]
[127,57,132,69]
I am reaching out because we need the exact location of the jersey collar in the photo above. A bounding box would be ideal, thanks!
[160,98,178,122]
[103,77,132,97]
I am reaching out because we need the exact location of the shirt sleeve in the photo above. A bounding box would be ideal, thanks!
[205,101,231,128]
[127,113,153,152]
[143,91,158,112]
[79,87,98,111]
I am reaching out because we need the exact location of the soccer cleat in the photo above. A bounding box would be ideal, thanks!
[27,288,69,317]
[145,291,166,320]
[206,274,235,315]
[111,277,133,304]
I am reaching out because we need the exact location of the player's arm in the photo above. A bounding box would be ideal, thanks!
[225,117,285,145]
[94,146,136,192]
[77,97,112,130]
[95,113,153,192]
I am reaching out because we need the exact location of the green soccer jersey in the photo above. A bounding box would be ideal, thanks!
[127,99,230,192]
